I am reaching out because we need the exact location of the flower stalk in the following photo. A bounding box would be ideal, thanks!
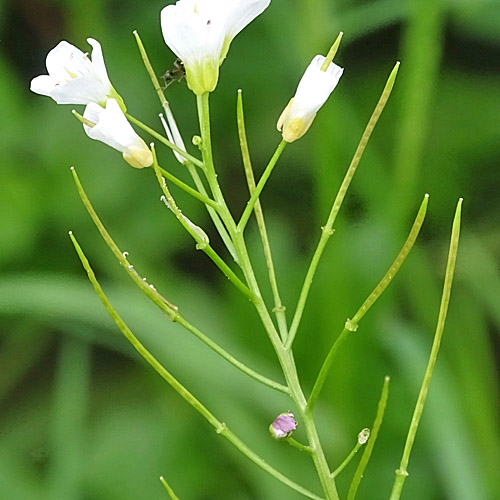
[159,476,181,500]
[195,89,341,500]
[69,231,320,500]
[151,148,254,301]
[389,199,463,500]
[237,140,288,233]
[287,61,401,350]
[308,193,428,411]
[71,166,287,393]
[237,89,288,342]
[347,377,390,500]
[132,31,239,262]
[331,428,369,478]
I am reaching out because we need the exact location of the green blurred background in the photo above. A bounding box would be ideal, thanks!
[1,0,499,498]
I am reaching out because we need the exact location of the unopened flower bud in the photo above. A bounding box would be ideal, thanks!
[358,428,370,445]
[269,412,297,440]
[277,55,343,143]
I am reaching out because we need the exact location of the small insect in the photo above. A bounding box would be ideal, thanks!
[161,58,186,90]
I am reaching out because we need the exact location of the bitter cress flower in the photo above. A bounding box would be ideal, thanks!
[83,99,153,169]
[277,55,343,143]
[160,0,270,95]
[30,38,124,109]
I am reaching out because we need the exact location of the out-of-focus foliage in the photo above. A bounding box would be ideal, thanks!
[1,0,499,499]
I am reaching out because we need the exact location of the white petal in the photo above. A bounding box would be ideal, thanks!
[224,0,270,39]
[161,3,224,66]
[165,107,186,153]
[277,55,343,142]
[87,38,111,85]
[84,99,132,151]
[83,99,152,168]
[290,55,343,118]
[30,75,56,97]
[51,77,110,105]
[83,101,102,125]
[160,0,268,93]
[31,38,112,105]
[45,41,88,83]
[83,102,123,152]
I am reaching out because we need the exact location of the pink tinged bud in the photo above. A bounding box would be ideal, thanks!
[269,412,297,440]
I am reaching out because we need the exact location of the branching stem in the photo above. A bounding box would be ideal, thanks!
[308,193,428,411]
[287,62,401,350]
[236,89,288,342]
[70,233,321,500]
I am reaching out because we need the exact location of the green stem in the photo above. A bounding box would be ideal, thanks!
[159,166,218,209]
[348,194,428,329]
[153,152,255,302]
[72,166,286,393]
[195,94,241,262]
[302,406,340,500]
[133,30,169,111]
[227,235,339,499]
[186,161,239,263]
[126,113,205,169]
[221,427,325,500]
[71,166,178,314]
[237,140,288,233]
[69,232,322,500]
[132,30,237,262]
[243,276,338,500]
[308,326,347,412]
[308,193,428,410]
[389,199,463,500]
[237,89,288,342]
[70,231,219,426]
[286,62,401,350]
[196,94,228,205]
[197,92,339,500]
[348,377,390,500]
[159,476,180,500]
[287,437,314,454]
[332,440,363,479]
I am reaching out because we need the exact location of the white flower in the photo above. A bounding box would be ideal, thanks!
[277,55,343,143]
[30,38,123,108]
[83,99,153,168]
[160,0,270,95]
[159,106,187,164]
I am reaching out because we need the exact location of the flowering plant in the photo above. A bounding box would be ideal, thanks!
[30,1,462,499]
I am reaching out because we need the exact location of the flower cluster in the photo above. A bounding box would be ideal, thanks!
[30,1,343,163]
[30,38,152,168]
